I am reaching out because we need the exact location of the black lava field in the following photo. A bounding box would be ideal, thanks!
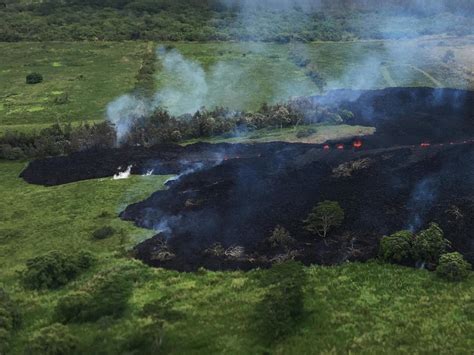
[21,88,474,271]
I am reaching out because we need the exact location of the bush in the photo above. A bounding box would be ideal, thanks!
[380,230,414,264]
[296,127,316,139]
[0,144,26,160]
[26,72,43,84]
[53,92,69,105]
[436,252,471,281]
[55,269,134,323]
[413,223,450,264]
[268,225,295,250]
[55,291,92,323]
[22,250,96,290]
[27,323,79,355]
[254,261,307,343]
[0,288,21,354]
[92,226,115,240]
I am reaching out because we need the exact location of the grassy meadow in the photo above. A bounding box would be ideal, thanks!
[0,42,146,129]
[0,161,472,353]
[1,36,472,134]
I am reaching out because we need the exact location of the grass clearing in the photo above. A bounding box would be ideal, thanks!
[184,124,375,145]
[0,161,472,353]
[1,37,472,134]
[0,41,146,128]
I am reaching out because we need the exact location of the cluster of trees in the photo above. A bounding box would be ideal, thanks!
[0,98,349,160]
[124,99,349,147]
[0,122,116,160]
[0,0,472,42]
[15,248,167,353]
[380,223,471,281]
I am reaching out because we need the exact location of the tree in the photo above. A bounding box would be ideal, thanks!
[412,223,450,265]
[304,201,344,242]
[379,230,414,264]
[268,225,295,250]
[26,72,43,84]
[436,252,471,281]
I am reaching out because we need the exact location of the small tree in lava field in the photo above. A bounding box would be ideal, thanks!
[304,201,344,243]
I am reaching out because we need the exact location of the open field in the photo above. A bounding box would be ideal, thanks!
[1,161,473,353]
[159,36,474,113]
[0,42,146,128]
[183,124,375,145]
[1,37,473,134]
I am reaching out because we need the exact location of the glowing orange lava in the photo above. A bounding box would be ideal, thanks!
[353,140,363,149]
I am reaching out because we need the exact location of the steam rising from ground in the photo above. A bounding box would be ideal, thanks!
[106,0,472,140]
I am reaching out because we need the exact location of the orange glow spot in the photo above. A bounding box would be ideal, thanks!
[353,140,363,149]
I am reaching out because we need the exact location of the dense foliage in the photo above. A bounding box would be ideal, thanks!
[0,98,348,160]
[304,201,345,240]
[0,122,116,160]
[27,323,79,355]
[92,226,115,240]
[412,222,450,265]
[55,267,135,323]
[22,250,96,290]
[380,230,414,264]
[436,252,472,281]
[26,72,43,85]
[0,288,21,354]
[1,0,472,42]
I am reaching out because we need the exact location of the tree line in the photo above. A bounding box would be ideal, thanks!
[0,0,472,42]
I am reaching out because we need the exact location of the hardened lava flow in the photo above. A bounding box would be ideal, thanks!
[21,87,474,271]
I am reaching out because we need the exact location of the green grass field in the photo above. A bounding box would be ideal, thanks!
[1,37,472,134]
[0,162,472,353]
[0,42,146,128]
[183,124,375,145]
[157,37,473,113]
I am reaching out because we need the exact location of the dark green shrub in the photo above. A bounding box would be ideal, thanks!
[254,261,307,343]
[92,226,115,240]
[0,288,21,354]
[413,223,450,264]
[119,320,164,354]
[22,250,95,290]
[436,252,471,281]
[296,127,316,139]
[53,92,69,105]
[141,298,184,322]
[27,323,79,355]
[26,72,43,84]
[0,144,26,160]
[380,230,414,263]
[55,291,92,323]
[55,269,134,323]
[268,225,295,250]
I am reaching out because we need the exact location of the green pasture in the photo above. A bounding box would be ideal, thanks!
[0,42,146,128]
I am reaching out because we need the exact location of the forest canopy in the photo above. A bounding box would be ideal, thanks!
[1,0,472,42]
